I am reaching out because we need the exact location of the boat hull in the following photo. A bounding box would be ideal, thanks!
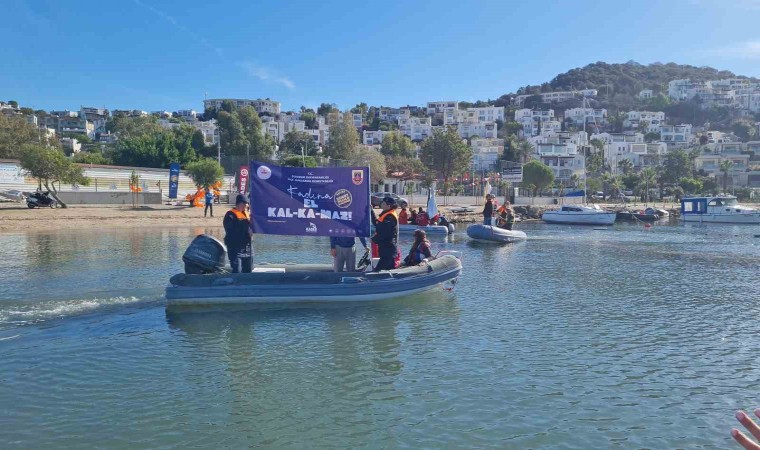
[166,255,462,305]
[398,224,453,234]
[542,211,616,225]
[680,213,760,224]
[466,224,527,243]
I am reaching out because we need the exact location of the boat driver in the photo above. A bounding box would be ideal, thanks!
[223,194,253,273]
[371,196,399,271]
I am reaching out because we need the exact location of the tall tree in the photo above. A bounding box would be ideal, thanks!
[419,128,472,191]
[280,130,319,156]
[317,103,338,117]
[325,114,359,161]
[719,159,733,193]
[661,149,691,185]
[350,146,386,184]
[617,158,634,175]
[522,160,555,197]
[0,114,53,159]
[380,131,416,158]
[19,144,89,208]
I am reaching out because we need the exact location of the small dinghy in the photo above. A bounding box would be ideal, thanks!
[398,224,454,235]
[466,224,527,244]
[166,235,462,306]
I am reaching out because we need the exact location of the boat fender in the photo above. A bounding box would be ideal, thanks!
[212,278,234,286]
[340,277,365,284]
[447,224,455,233]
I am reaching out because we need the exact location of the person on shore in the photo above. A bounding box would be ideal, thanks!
[483,194,494,225]
[223,194,253,273]
[732,408,760,449]
[330,235,368,272]
[404,230,433,266]
[371,196,399,271]
[204,188,215,217]
[409,208,418,226]
[398,206,409,225]
[497,201,515,230]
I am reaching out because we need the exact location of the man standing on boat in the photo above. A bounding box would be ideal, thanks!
[330,235,368,272]
[371,196,399,271]
[223,194,253,273]
[483,194,494,225]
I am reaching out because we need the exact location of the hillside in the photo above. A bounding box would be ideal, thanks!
[512,61,750,98]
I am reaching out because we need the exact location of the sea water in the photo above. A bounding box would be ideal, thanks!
[0,222,758,448]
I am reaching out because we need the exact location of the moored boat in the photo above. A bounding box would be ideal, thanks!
[542,204,617,225]
[398,224,454,235]
[466,224,527,243]
[680,196,760,224]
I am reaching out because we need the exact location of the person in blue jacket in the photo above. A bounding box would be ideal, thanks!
[330,235,368,272]
[204,188,215,217]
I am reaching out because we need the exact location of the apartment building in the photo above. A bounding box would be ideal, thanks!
[399,117,432,141]
[660,124,693,147]
[362,130,389,146]
[458,122,497,139]
[379,108,410,123]
[203,98,281,115]
[533,139,585,182]
[638,89,654,99]
[514,89,597,106]
[515,109,555,137]
[623,111,666,132]
[426,101,458,116]
[564,108,608,126]
[470,138,504,171]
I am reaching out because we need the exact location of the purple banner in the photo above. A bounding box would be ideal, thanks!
[250,162,371,237]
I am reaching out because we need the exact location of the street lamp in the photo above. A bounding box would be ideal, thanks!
[300,142,307,167]
[216,129,221,165]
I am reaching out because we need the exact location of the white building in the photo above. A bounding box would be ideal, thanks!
[514,89,597,106]
[175,110,198,120]
[60,137,82,154]
[399,117,432,141]
[533,140,585,183]
[515,109,555,137]
[660,124,693,147]
[260,118,307,143]
[564,108,608,126]
[469,106,504,123]
[363,130,389,146]
[638,89,653,100]
[379,108,410,123]
[623,111,666,132]
[352,113,363,128]
[203,98,280,115]
[426,101,458,116]
[458,122,497,139]
[470,138,503,171]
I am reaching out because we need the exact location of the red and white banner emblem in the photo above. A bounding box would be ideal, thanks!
[239,166,249,194]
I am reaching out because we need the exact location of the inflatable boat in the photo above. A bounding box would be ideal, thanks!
[466,224,527,244]
[398,223,454,235]
[166,235,462,305]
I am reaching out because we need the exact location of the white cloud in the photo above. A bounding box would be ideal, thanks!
[237,61,295,90]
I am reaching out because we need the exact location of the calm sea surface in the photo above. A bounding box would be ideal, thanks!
[0,221,758,449]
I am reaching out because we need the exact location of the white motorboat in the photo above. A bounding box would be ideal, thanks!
[680,196,760,224]
[542,204,617,225]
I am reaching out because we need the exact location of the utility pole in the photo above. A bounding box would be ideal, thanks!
[300,143,307,167]
[216,130,221,165]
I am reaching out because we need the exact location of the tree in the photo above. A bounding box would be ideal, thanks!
[72,151,110,165]
[280,131,319,157]
[317,103,338,117]
[281,155,317,167]
[300,111,318,129]
[512,139,534,163]
[617,158,634,175]
[644,131,661,143]
[679,177,703,195]
[350,146,386,184]
[61,132,92,144]
[719,159,733,193]
[325,114,359,161]
[522,160,555,197]
[185,158,224,189]
[106,115,163,139]
[731,120,758,142]
[380,131,416,158]
[661,149,691,185]
[385,155,425,177]
[419,128,472,193]
[0,114,53,159]
[639,167,657,202]
[699,135,709,145]
[19,144,89,208]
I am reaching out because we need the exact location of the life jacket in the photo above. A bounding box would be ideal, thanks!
[398,209,409,225]
[378,209,398,222]
[228,208,250,220]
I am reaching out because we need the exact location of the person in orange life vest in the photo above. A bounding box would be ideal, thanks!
[497,201,516,230]
[371,196,399,271]
[398,206,409,225]
[223,194,253,273]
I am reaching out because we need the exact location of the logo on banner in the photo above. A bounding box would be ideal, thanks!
[352,170,364,185]
[306,222,318,233]
[334,189,352,208]
[257,165,272,180]
[170,175,178,183]
[240,168,249,177]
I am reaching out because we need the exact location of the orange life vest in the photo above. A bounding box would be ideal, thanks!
[378,210,398,222]
[228,208,250,220]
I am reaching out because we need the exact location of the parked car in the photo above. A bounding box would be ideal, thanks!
[370,192,408,208]
[0,189,27,203]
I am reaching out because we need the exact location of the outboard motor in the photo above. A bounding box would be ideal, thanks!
[182,234,228,274]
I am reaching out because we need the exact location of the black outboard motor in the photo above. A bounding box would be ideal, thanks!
[182,234,228,274]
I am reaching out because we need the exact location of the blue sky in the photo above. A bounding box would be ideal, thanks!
[3,0,760,112]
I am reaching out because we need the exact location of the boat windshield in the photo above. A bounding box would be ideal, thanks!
[723,198,737,206]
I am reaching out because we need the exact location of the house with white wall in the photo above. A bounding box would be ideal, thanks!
[470,138,504,171]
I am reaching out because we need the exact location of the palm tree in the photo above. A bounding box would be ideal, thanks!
[688,147,703,174]
[617,159,634,176]
[515,140,534,163]
[609,176,624,201]
[570,173,580,189]
[639,167,657,203]
[719,159,733,194]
